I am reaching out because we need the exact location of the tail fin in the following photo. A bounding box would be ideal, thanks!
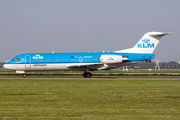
[116,32,173,53]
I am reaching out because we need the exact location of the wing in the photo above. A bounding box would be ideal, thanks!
[66,61,140,71]
[66,63,104,71]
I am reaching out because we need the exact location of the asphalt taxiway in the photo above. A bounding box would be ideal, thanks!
[1,77,180,80]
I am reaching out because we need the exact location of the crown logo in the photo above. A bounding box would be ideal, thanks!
[33,55,43,59]
[142,38,150,43]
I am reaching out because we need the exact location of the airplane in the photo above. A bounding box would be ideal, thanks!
[3,32,172,78]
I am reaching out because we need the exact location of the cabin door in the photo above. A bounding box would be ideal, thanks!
[25,55,31,69]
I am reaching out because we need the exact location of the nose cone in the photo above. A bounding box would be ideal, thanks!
[3,64,7,69]
[3,64,12,70]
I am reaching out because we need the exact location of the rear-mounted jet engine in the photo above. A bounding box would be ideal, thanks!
[100,55,128,64]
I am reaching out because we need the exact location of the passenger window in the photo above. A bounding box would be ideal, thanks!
[95,58,97,60]
[67,59,69,61]
[92,58,94,60]
[98,58,100,60]
[61,59,63,61]
[59,59,60,61]
[89,58,91,60]
[84,58,86,60]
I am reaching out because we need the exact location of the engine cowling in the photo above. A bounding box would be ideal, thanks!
[100,55,128,64]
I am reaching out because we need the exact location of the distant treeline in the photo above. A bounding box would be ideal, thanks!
[128,61,180,69]
[0,62,4,68]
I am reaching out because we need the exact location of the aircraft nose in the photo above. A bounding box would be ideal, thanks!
[3,64,7,69]
[3,64,11,69]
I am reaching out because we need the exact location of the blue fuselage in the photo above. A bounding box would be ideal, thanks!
[6,52,154,65]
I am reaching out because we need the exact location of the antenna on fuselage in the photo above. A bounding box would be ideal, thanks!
[52,51,55,53]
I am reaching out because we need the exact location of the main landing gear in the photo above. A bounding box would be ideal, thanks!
[83,72,92,78]
[146,60,151,62]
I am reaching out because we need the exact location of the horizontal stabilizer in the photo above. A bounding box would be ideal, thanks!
[149,32,173,36]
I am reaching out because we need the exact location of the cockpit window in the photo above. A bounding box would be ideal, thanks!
[12,58,21,61]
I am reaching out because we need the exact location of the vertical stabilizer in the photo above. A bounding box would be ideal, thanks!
[116,32,173,53]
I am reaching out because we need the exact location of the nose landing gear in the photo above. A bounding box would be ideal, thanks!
[22,74,26,78]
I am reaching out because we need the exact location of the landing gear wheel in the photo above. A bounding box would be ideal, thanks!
[23,74,26,78]
[86,73,91,78]
[83,72,92,78]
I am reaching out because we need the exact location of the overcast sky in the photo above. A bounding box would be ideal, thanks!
[0,0,179,62]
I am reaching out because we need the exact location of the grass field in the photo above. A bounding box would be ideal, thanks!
[1,69,180,78]
[0,79,180,119]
